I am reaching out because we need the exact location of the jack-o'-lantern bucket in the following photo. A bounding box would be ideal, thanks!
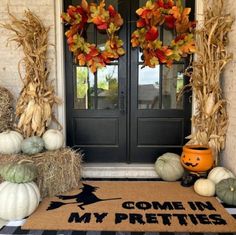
[181,145,214,173]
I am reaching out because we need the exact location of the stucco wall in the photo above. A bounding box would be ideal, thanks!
[221,0,236,175]
[0,0,56,102]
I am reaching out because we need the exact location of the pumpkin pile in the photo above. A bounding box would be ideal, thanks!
[0,162,40,220]
[154,152,236,206]
[0,129,64,155]
[193,166,236,206]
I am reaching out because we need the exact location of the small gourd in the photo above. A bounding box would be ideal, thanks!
[208,167,235,184]
[21,136,45,155]
[42,129,64,151]
[216,178,236,206]
[0,130,23,154]
[194,178,215,197]
[155,153,184,181]
[0,162,37,183]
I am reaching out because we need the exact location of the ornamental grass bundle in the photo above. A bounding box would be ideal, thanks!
[185,0,234,164]
[1,10,61,137]
[0,148,83,198]
[0,86,14,132]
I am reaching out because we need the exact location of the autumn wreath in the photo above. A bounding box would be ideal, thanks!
[131,0,196,68]
[62,0,125,73]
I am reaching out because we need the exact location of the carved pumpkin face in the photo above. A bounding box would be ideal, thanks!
[181,145,214,173]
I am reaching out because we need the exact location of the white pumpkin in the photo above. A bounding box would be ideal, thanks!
[0,131,23,154]
[155,153,184,181]
[194,178,215,197]
[0,181,40,220]
[208,167,235,184]
[42,129,64,151]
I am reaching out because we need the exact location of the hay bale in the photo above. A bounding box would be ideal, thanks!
[0,148,83,198]
[0,86,14,132]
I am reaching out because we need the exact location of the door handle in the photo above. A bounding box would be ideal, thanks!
[119,91,125,113]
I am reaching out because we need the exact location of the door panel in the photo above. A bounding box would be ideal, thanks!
[65,0,128,163]
[137,118,184,146]
[73,118,119,145]
[129,0,193,163]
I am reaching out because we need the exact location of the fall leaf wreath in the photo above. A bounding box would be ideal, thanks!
[61,0,125,73]
[131,0,196,68]
[62,0,196,72]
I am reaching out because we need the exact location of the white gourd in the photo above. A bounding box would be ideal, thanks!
[0,181,40,220]
[208,167,235,184]
[155,153,184,181]
[0,131,23,154]
[194,179,215,197]
[42,129,64,151]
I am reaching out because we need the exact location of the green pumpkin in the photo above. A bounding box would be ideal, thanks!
[0,163,37,183]
[216,178,236,206]
[21,136,44,155]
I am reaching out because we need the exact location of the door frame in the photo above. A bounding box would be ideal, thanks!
[55,0,203,169]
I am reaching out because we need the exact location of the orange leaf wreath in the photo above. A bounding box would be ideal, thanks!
[131,0,196,68]
[62,0,125,73]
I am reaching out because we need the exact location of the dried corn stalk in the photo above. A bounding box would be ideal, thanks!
[1,10,61,137]
[186,0,234,164]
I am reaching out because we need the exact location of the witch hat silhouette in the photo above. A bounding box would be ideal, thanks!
[47,183,121,210]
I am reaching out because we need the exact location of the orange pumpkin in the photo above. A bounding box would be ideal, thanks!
[181,145,214,173]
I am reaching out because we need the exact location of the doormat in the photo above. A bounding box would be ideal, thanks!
[23,181,236,233]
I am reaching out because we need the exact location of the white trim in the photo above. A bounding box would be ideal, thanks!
[196,0,204,26]
[190,0,204,132]
[82,163,158,179]
[55,0,66,140]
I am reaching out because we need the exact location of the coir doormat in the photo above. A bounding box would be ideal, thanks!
[23,181,236,232]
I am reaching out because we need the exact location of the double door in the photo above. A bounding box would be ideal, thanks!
[64,0,193,163]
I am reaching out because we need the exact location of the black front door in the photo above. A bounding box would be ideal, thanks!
[64,0,194,163]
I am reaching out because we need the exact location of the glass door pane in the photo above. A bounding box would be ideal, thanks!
[74,67,95,109]
[97,65,119,110]
[138,66,160,109]
[162,64,185,109]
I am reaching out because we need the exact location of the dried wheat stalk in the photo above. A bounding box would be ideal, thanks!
[1,10,61,137]
[186,0,234,164]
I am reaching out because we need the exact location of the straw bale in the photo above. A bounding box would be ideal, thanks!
[0,148,83,198]
[0,87,14,132]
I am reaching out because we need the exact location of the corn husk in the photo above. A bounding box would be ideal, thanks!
[186,0,234,164]
[1,10,61,137]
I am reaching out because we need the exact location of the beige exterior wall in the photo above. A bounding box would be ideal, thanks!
[0,0,235,172]
[221,0,236,175]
